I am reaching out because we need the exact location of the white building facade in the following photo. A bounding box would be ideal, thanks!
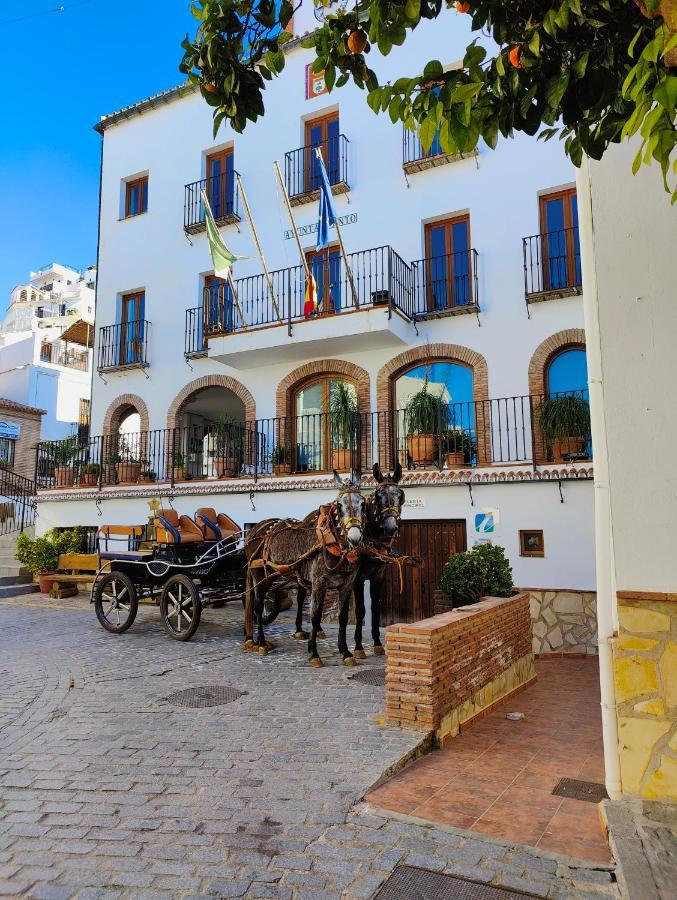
[36,9,596,644]
[0,263,95,442]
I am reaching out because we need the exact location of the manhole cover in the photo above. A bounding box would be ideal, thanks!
[350,668,386,686]
[376,867,530,899]
[165,685,246,708]
[552,778,608,803]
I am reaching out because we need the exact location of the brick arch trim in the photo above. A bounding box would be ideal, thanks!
[376,343,489,410]
[276,359,371,419]
[103,394,150,436]
[528,329,586,398]
[166,375,256,430]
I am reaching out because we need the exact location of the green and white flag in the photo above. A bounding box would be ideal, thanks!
[200,189,247,279]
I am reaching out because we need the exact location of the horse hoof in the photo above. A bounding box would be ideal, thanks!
[258,646,268,657]
[373,645,385,656]
[309,657,324,668]
[343,656,356,666]
[265,640,276,651]
[243,639,255,652]
[353,648,367,660]
[293,631,309,641]
[317,630,326,640]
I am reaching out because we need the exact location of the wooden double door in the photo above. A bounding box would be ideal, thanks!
[383,519,467,625]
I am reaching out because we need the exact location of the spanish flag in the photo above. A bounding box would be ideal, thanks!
[304,272,318,318]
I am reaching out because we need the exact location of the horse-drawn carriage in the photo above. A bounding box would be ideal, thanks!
[91,508,280,641]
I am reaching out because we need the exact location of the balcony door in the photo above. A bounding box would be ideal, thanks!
[119,291,144,365]
[206,148,234,220]
[305,113,340,192]
[293,377,357,473]
[539,188,580,291]
[424,215,471,311]
[306,246,341,315]
[204,275,233,335]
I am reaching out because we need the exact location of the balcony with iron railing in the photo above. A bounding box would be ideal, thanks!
[97,320,150,373]
[410,249,479,318]
[36,392,591,491]
[185,307,208,359]
[184,170,241,234]
[40,341,89,372]
[523,226,582,302]
[284,134,349,206]
[402,126,477,175]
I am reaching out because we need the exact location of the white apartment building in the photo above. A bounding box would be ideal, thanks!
[36,8,596,647]
[0,263,95,441]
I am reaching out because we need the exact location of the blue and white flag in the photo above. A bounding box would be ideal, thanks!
[315,150,336,250]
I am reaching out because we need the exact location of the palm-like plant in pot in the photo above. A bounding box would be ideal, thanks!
[213,414,241,477]
[329,382,358,471]
[271,443,292,476]
[45,436,80,486]
[115,435,141,483]
[441,428,474,468]
[538,394,591,462]
[404,382,447,466]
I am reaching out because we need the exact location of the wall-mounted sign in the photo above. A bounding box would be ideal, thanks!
[475,507,499,534]
[284,212,357,241]
[0,421,20,440]
[305,64,328,100]
[404,497,426,509]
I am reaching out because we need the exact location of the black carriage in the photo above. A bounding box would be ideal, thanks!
[91,509,282,641]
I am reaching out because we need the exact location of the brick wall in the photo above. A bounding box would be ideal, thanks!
[385,593,535,745]
[0,401,44,481]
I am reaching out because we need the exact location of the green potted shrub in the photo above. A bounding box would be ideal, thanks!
[538,395,591,462]
[80,462,101,486]
[138,462,156,484]
[329,382,358,471]
[172,451,187,481]
[404,381,447,466]
[271,443,292,476]
[212,415,241,477]
[440,543,514,607]
[115,436,141,483]
[16,532,60,593]
[441,428,473,468]
[45,437,79,486]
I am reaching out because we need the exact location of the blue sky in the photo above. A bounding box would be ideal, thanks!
[0,1,195,307]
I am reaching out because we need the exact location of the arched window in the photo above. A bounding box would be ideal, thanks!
[292,376,357,472]
[546,347,588,398]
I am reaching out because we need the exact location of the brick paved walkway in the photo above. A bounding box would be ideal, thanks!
[0,596,617,898]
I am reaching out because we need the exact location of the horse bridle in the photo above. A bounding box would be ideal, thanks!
[335,488,365,537]
[369,483,403,525]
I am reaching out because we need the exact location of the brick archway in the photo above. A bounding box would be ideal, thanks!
[166,375,256,430]
[276,360,371,419]
[102,394,150,437]
[376,343,490,466]
[528,329,586,398]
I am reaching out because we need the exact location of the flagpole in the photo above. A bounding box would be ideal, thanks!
[314,147,359,309]
[273,161,311,280]
[226,270,248,332]
[236,174,282,323]
[200,188,248,330]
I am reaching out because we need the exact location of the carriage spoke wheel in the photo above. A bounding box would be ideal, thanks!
[160,574,201,642]
[94,572,138,634]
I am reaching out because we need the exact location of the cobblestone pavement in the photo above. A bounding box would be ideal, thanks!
[0,596,618,899]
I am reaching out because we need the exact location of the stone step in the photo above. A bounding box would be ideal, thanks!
[0,583,39,598]
[0,571,32,585]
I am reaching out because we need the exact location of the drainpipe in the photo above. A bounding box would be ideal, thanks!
[576,158,622,800]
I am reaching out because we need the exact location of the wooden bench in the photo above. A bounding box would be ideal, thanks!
[49,553,99,599]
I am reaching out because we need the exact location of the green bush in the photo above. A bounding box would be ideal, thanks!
[16,528,87,575]
[439,543,514,607]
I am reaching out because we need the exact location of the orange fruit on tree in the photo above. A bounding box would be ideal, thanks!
[204,82,218,94]
[509,46,522,69]
[456,1,470,12]
[347,29,368,54]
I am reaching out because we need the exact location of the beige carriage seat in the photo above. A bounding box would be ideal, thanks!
[194,508,239,542]
[154,509,203,544]
[98,525,152,561]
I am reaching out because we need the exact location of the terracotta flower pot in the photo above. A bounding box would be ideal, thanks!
[54,466,74,487]
[115,462,141,483]
[215,457,238,478]
[38,573,56,593]
[331,448,352,471]
[138,475,156,484]
[172,466,187,482]
[81,473,99,486]
[550,437,588,462]
[273,464,292,477]
[445,451,465,469]
[407,434,437,466]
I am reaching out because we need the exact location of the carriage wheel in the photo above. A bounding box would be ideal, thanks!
[94,572,138,634]
[160,575,201,642]
[258,590,282,627]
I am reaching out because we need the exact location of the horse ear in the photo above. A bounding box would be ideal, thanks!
[333,469,344,487]
[393,462,403,483]
[373,463,384,483]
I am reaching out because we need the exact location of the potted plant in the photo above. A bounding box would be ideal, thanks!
[538,395,591,462]
[16,532,60,593]
[115,436,141,483]
[271,444,292,476]
[138,463,156,484]
[330,382,358,471]
[46,437,79,486]
[441,428,473,468]
[80,462,101,486]
[101,449,119,484]
[172,452,187,482]
[212,415,241,477]
[440,543,514,608]
[404,381,447,466]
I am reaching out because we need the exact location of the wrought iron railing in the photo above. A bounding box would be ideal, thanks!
[403,127,444,167]
[410,249,479,315]
[185,307,208,357]
[97,320,150,371]
[284,134,349,199]
[523,226,582,298]
[40,341,89,371]
[0,468,36,535]
[36,393,591,490]
[184,170,241,231]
